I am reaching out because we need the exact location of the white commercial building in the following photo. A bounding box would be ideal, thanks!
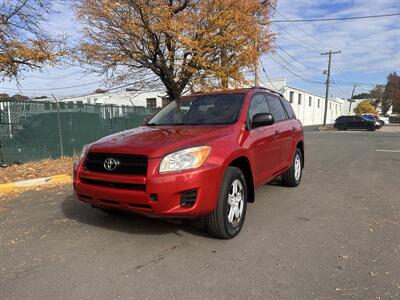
[37,78,348,126]
[58,89,168,108]
[265,78,345,126]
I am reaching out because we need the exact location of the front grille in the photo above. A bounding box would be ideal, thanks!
[84,153,148,175]
[80,177,146,191]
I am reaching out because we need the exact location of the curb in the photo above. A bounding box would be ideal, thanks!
[0,174,72,195]
[319,126,336,132]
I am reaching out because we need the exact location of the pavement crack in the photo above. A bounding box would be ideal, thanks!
[117,245,178,276]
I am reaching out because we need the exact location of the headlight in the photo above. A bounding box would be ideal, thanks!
[159,146,211,173]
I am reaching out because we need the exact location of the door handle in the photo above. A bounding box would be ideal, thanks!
[292,126,296,132]
[275,130,280,136]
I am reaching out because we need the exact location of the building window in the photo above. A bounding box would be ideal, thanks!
[309,96,312,107]
[298,94,302,105]
[317,99,320,108]
[289,91,294,103]
[329,102,332,109]
[146,98,157,109]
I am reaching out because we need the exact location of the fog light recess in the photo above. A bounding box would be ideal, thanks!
[180,189,198,207]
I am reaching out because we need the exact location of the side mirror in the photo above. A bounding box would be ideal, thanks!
[252,113,274,128]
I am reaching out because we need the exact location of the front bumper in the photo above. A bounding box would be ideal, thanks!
[73,161,222,218]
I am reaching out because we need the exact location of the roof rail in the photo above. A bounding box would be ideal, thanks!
[251,86,284,98]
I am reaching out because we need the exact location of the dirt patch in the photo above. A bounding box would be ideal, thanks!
[0,156,77,184]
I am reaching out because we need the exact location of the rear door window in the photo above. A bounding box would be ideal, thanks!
[266,95,288,122]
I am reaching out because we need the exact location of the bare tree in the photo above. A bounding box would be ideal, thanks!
[0,0,64,80]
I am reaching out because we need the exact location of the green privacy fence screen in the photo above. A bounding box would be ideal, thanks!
[0,101,157,164]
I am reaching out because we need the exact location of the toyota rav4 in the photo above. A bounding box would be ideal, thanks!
[73,87,304,239]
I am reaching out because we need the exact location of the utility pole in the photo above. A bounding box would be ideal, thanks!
[348,83,357,114]
[351,83,357,99]
[254,39,260,86]
[255,60,260,86]
[321,50,341,127]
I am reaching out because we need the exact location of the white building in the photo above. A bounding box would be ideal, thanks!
[264,78,345,125]
[36,78,348,126]
[58,89,168,108]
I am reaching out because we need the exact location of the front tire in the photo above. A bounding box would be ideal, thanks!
[206,166,247,239]
[282,148,303,187]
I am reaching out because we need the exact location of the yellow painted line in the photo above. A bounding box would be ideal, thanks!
[0,174,72,195]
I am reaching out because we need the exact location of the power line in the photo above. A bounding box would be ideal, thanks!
[271,13,400,23]
[273,24,322,54]
[273,8,363,86]
[272,52,325,83]
[332,59,357,85]
[273,9,331,51]
[0,80,103,92]
[272,41,323,72]
[24,81,163,99]
[331,79,379,86]
[272,9,382,89]
[331,82,351,97]
[259,59,281,91]
[27,71,84,80]
[269,56,324,84]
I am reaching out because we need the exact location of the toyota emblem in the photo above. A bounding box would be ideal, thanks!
[104,158,119,171]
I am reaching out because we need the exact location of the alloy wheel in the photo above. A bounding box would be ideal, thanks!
[227,179,244,227]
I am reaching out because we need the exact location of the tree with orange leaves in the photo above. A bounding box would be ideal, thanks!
[76,0,276,99]
[0,0,63,81]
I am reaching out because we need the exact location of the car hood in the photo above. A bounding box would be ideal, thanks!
[88,125,233,158]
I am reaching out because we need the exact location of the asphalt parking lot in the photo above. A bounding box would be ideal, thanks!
[1,127,400,299]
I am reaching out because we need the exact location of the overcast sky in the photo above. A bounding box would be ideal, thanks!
[1,0,399,98]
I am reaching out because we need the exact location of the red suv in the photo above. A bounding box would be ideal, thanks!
[73,87,304,238]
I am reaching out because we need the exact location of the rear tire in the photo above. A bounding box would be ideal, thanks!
[282,148,303,187]
[368,125,376,131]
[206,167,247,239]
[337,124,346,131]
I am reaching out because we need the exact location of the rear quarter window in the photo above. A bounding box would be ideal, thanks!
[281,99,295,119]
[265,94,288,122]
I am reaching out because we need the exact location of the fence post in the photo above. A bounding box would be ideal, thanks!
[52,95,64,157]
[7,102,13,138]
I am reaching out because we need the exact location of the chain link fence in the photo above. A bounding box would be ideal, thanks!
[0,100,157,164]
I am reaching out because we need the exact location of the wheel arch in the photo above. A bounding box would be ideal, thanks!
[227,156,255,203]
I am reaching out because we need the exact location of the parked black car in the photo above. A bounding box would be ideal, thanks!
[334,116,377,131]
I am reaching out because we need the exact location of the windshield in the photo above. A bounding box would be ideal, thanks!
[147,93,245,126]
[362,115,374,121]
